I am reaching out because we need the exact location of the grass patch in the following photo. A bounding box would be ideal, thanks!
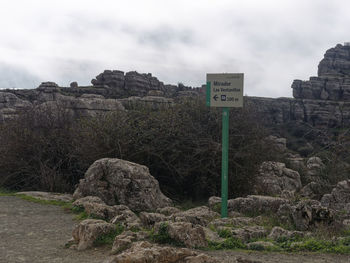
[208,237,246,250]
[150,222,184,246]
[0,188,16,196]
[15,194,71,207]
[93,223,125,247]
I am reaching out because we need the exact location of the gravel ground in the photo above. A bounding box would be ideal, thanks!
[0,196,113,263]
[1,195,350,263]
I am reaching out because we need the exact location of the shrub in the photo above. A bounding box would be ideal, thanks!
[0,103,80,192]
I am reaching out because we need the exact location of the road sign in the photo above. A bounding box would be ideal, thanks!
[206,73,244,107]
[206,73,244,218]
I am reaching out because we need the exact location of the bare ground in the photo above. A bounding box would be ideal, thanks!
[1,195,350,263]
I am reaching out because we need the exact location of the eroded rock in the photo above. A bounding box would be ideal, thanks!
[106,241,219,263]
[228,195,289,215]
[72,219,115,250]
[253,161,302,196]
[73,158,172,212]
[171,206,219,226]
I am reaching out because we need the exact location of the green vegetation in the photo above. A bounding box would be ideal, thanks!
[93,223,125,246]
[150,222,183,246]
[208,237,246,250]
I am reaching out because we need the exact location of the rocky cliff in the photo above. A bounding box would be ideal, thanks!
[1,44,350,127]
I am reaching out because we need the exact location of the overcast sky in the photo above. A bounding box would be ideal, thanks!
[0,0,349,97]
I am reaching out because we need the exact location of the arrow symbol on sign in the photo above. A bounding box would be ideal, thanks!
[213,95,218,101]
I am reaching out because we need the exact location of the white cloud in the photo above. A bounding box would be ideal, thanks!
[0,0,349,97]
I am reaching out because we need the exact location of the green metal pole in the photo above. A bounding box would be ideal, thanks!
[221,107,229,218]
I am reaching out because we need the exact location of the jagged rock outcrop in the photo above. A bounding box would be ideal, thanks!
[293,44,350,101]
[253,161,302,197]
[73,158,172,212]
[3,44,350,128]
[0,92,32,121]
[321,179,350,212]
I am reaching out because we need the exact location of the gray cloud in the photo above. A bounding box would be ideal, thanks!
[0,63,40,89]
[0,0,349,97]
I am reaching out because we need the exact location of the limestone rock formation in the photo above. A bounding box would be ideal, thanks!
[154,221,208,248]
[293,44,350,101]
[73,158,172,212]
[0,92,32,121]
[170,206,219,226]
[253,161,302,196]
[106,241,219,263]
[228,195,289,215]
[292,200,333,231]
[321,179,350,211]
[72,219,115,250]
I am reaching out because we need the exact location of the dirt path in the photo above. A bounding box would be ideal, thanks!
[0,196,113,263]
[1,195,350,263]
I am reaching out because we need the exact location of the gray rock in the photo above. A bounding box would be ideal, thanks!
[321,179,350,211]
[70,82,78,88]
[139,212,168,227]
[106,241,219,263]
[253,161,302,196]
[73,158,172,212]
[228,195,290,215]
[161,221,208,248]
[292,200,333,231]
[72,219,115,250]
[231,226,268,242]
[170,206,220,226]
[156,206,181,216]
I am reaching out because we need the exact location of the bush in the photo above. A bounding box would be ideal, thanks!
[73,98,274,200]
[0,103,80,192]
[0,98,274,201]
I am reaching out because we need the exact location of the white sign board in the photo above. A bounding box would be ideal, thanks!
[206,73,244,107]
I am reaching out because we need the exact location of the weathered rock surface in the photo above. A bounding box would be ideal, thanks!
[0,92,32,120]
[228,195,289,215]
[139,212,169,227]
[156,206,181,216]
[161,221,208,248]
[300,181,332,200]
[72,219,115,250]
[109,206,142,229]
[230,226,268,242]
[321,179,350,211]
[292,200,333,231]
[253,162,302,196]
[4,44,350,129]
[106,241,219,263]
[73,197,140,224]
[73,158,172,212]
[111,230,148,255]
[171,206,220,226]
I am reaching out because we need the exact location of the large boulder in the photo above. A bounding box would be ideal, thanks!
[253,161,302,196]
[73,158,172,212]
